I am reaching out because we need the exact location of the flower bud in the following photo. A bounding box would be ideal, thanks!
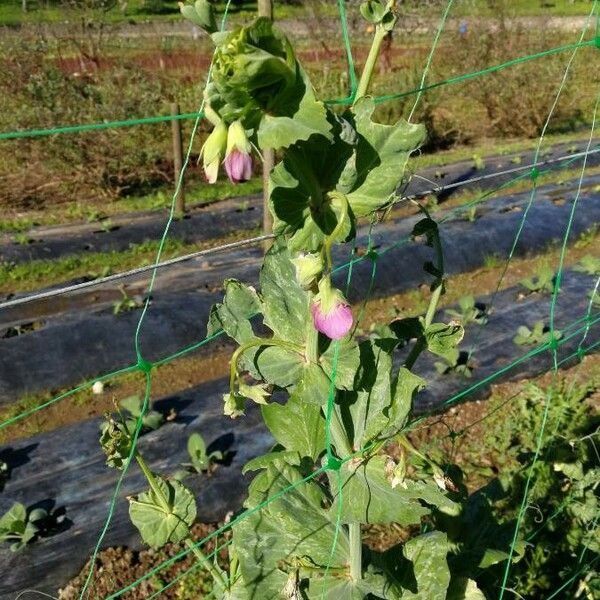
[201,121,227,184]
[291,252,323,289]
[224,121,253,184]
[311,276,353,340]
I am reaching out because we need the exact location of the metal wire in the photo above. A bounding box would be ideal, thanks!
[0,233,274,310]
[1,146,598,311]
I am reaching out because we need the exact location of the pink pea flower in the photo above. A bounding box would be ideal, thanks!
[223,120,253,184]
[224,149,253,183]
[311,276,353,340]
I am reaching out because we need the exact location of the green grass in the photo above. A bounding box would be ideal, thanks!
[0,0,316,27]
[0,178,262,233]
[0,237,190,292]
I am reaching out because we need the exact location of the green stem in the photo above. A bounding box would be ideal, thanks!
[349,523,362,581]
[229,337,303,394]
[324,192,349,272]
[135,454,228,590]
[354,25,390,103]
[306,300,320,363]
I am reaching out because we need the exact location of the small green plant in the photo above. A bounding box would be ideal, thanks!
[519,266,557,295]
[13,232,33,245]
[513,321,561,346]
[472,153,485,170]
[435,349,474,378]
[118,395,164,433]
[180,433,224,477]
[445,295,489,325]
[85,208,106,223]
[464,205,478,222]
[483,253,502,269]
[113,287,143,315]
[510,155,522,165]
[0,503,48,552]
[575,224,599,249]
[574,254,600,277]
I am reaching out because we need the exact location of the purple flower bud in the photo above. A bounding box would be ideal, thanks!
[224,149,253,184]
[311,299,353,340]
[223,120,253,184]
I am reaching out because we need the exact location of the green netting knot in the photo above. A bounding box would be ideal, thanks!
[366,248,379,262]
[547,335,560,351]
[576,346,586,361]
[325,455,342,471]
[137,358,153,373]
[530,167,540,180]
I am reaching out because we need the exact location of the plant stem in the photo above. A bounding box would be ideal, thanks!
[354,25,389,103]
[306,301,320,363]
[349,523,362,580]
[134,454,228,590]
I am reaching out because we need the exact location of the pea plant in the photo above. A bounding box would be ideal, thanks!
[99,2,523,597]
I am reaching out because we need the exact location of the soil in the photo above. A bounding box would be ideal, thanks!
[58,522,227,600]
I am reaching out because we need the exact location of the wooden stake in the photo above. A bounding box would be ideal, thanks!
[171,102,185,215]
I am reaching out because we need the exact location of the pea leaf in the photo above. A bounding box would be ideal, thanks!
[447,578,487,600]
[260,241,309,345]
[261,393,326,460]
[425,322,464,363]
[129,478,196,549]
[401,532,451,599]
[294,362,332,405]
[269,132,355,252]
[253,345,304,388]
[207,279,262,344]
[320,335,361,391]
[328,456,431,525]
[233,462,349,599]
[344,98,426,217]
[258,86,333,150]
[179,0,217,33]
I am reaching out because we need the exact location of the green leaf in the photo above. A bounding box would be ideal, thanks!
[329,456,432,525]
[261,393,326,460]
[254,345,305,388]
[187,433,207,464]
[129,478,196,549]
[260,241,309,344]
[350,341,393,447]
[294,362,332,405]
[269,136,355,252]
[0,503,26,536]
[447,578,487,600]
[179,0,217,33]
[258,86,332,150]
[233,462,349,599]
[384,367,425,437]
[207,279,262,344]
[401,532,451,599]
[308,570,396,599]
[344,98,426,217]
[320,335,361,391]
[242,450,301,474]
[360,0,387,24]
[425,322,464,363]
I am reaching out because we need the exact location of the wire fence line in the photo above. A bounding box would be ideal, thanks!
[1,145,598,312]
